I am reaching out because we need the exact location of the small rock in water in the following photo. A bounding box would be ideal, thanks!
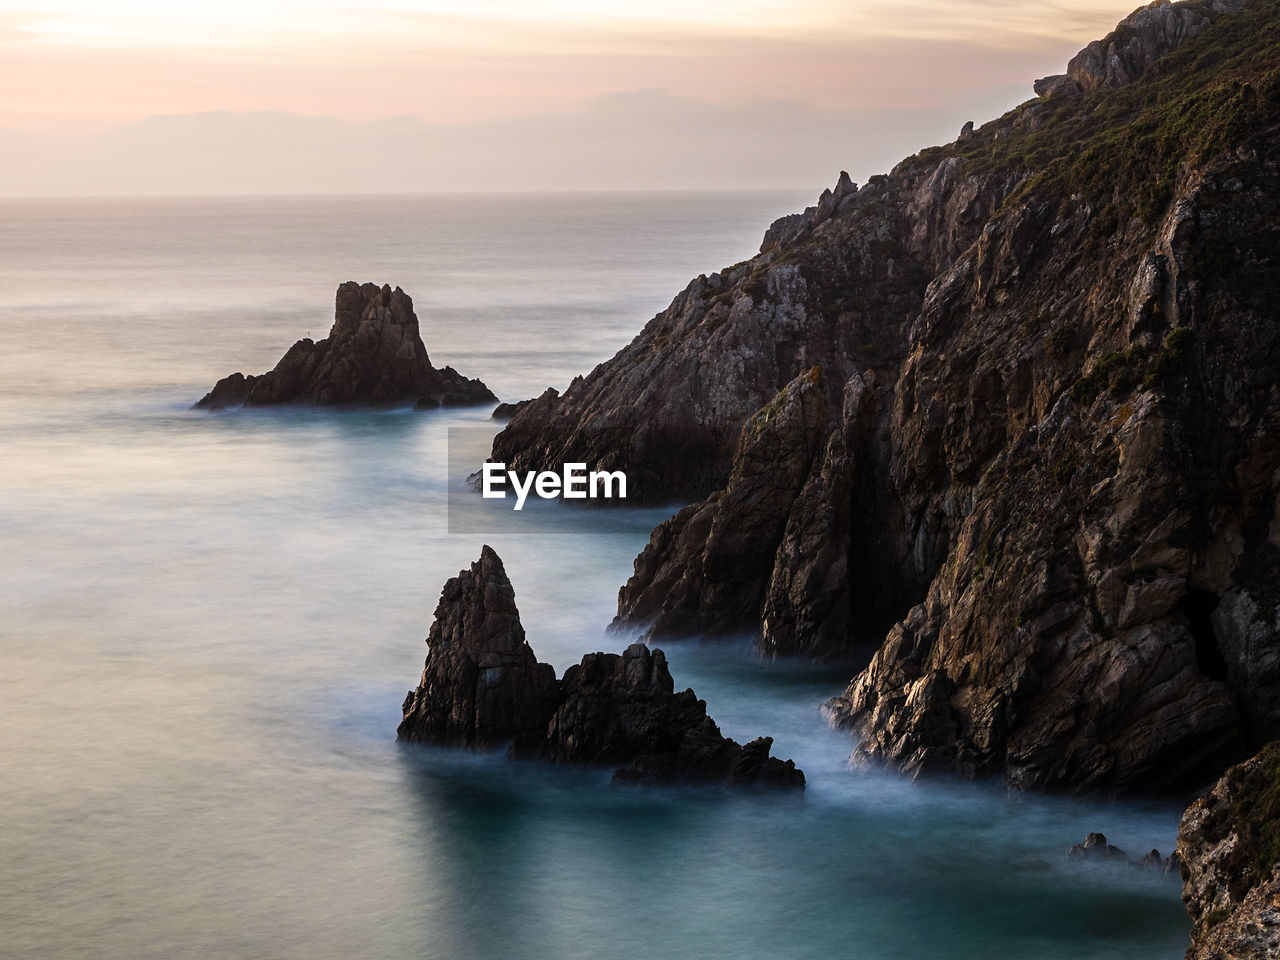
[1067,832,1127,861]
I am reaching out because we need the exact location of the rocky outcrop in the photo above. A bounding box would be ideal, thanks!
[1069,832,1129,861]
[397,545,559,747]
[487,0,1279,793]
[1178,742,1280,958]
[195,282,496,409]
[490,166,928,504]
[611,364,885,658]
[399,547,803,788]
[1034,0,1223,98]
[492,387,559,421]
[612,368,827,641]
[516,643,804,787]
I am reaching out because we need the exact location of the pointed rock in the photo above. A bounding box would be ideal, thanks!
[195,281,496,409]
[399,548,804,788]
[397,545,559,747]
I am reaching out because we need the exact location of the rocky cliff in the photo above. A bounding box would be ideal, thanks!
[399,547,804,787]
[492,0,1280,793]
[1178,742,1280,958]
[196,281,496,409]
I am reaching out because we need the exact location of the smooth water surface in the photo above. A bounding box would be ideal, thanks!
[0,193,1189,959]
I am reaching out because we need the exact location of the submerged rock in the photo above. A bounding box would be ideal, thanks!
[1178,741,1280,959]
[398,547,804,788]
[195,282,496,409]
[1068,832,1128,861]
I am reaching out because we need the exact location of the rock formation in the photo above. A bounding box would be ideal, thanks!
[398,547,804,788]
[397,545,560,747]
[1069,832,1129,861]
[1033,0,1232,98]
[516,643,805,787]
[612,367,828,642]
[1178,741,1280,958]
[195,281,496,409]
[488,0,1280,793]
[492,387,558,421]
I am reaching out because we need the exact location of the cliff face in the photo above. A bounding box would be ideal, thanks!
[496,0,1280,792]
[1178,742,1280,958]
[196,282,495,409]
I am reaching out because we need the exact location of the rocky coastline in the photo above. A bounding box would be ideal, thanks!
[468,1,1278,952]
[492,0,1280,795]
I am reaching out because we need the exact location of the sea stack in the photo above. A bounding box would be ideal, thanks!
[398,546,804,788]
[195,281,496,409]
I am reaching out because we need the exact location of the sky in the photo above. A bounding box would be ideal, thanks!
[0,0,1145,196]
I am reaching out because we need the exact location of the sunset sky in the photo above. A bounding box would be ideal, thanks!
[1,0,1143,195]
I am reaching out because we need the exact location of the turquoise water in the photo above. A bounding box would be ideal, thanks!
[0,193,1189,959]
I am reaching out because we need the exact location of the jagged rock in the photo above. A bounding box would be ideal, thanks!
[195,282,496,409]
[1069,832,1128,860]
[1033,74,1083,99]
[492,388,559,421]
[958,121,976,141]
[517,642,805,787]
[1178,741,1280,959]
[833,170,858,201]
[399,548,804,788]
[1138,849,1164,869]
[1066,0,1211,94]
[397,545,559,747]
[612,368,827,641]
[759,368,879,657]
[761,211,811,253]
[489,1,1280,793]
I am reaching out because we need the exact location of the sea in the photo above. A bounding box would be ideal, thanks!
[0,192,1190,959]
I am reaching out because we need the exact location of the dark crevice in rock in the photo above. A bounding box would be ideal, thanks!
[1183,588,1227,681]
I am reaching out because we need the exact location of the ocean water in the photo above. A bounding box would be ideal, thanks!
[0,193,1190,960]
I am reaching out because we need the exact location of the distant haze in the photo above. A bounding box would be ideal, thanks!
[0,0,1143,196]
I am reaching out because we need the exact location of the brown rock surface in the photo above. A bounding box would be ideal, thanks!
[1178,742,1280,958]
[612,367,827,642]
